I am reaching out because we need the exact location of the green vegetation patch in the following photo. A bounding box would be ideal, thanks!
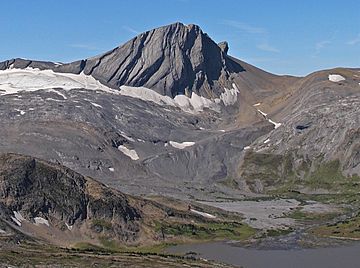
[265,228,293,237]
[155,221,255,241]
[286,208,339,222]
[311,215,360,239]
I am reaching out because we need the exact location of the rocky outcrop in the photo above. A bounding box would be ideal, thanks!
[77,23,245,98]
[0,153,141,243]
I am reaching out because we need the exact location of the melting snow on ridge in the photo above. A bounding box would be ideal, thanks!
[0,67,240,113]
[169,141,195,149]
[120,85,220,113]
[118,145,139,160]
[257,109,282,129]
[34,217,50,226]
[328,74,345,82]
[47,89,67,99]
[0,67,116,95]
[268,118,282,129]
[220,83,239,106]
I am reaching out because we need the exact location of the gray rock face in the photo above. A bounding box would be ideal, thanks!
[79,23,244,98]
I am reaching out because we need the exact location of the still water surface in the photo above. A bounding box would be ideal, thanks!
[168,241,360,268]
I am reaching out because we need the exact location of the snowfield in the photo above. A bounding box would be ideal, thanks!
[34,217,50,226]
[328,74,345,82]
[0,67,115,95]
[0,68,240,113]
[120,85,220,113]
[169,141,195,149]
[118,145,139,160]
[220,83,239,106]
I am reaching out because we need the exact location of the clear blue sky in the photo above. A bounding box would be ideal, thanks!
[1,0,359,76]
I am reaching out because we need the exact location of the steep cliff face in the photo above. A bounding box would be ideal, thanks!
[77,23,244,98]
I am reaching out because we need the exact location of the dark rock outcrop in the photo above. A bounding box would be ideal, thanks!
[0,153,141,242]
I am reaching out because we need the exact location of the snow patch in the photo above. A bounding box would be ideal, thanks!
[0,68,116,95]
[257,109,267,117]
[219,84,239,106]
[15,109,25,115]
[34,217,49,226]
[108,167,114,172]
[121,132,135,142]
[219,129,226,132]
[169,141,195,149]
[90,102,102,108]
[253,103,261,106]
[257,109,282,129]
[120,85,220,113]
[328,74,345,82]
[65,223,73,231]
[244,146,251,150]
[11,211,25,226]
[268,118,282,129]
[264,138,270,144]
[190,209,216,219]
[118,145,139,160]
[47,89,67,99]
[0,229,6,234]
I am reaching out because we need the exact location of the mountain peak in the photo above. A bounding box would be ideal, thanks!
[77,22,243,98]
[0,22,244,99]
